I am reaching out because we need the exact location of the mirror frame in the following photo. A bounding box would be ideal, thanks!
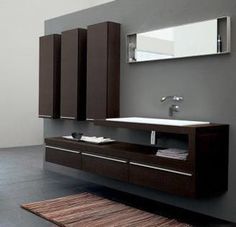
[127,16,231,63]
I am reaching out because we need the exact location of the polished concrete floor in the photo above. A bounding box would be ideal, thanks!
[0,146,234,227]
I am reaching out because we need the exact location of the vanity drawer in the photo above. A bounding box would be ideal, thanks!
[45,146,82,169]
[129,162,195,197]
[82,152,129,181]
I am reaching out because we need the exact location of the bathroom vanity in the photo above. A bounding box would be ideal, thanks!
[45,119,229,198]
[41,17,229,199]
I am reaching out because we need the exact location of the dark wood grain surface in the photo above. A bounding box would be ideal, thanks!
[60,28,87,120]
[86,22,120,119]
[39,34,61,118]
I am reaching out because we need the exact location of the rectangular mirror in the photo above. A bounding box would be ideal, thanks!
[127,17,230,63]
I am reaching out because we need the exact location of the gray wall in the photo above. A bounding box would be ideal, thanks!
[44,0,236,222]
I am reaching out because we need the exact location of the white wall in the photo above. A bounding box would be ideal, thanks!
[0,0,114,148]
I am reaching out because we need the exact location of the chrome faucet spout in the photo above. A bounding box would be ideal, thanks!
[160,95,184,117]
[169,105,180,117]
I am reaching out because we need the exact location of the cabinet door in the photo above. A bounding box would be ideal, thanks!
[39,34,61,119]
[86,22,120,119]
[129,162,195,197]
[60,29,87,120]
[45,146,82,169]
[82,152,128,181]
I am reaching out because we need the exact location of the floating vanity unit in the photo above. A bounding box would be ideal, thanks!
[45,118,229,198]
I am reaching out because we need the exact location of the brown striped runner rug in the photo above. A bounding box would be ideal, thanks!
[21,192,191,227]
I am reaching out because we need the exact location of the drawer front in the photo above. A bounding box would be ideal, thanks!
[45,146,81,169]
[129,162,195,197]
[82,153,128,181]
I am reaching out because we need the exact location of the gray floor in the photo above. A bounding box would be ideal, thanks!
[0,146,234,227]
[0,146,92,227]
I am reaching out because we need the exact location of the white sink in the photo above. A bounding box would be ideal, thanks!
[106,117,210,126]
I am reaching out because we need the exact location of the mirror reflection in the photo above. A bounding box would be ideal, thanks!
[127,17,230,63]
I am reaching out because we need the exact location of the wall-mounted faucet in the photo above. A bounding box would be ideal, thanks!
[161,95,184,117]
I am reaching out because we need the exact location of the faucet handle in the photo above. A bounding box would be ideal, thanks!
[161,95,184,102]
[173,96,184,102]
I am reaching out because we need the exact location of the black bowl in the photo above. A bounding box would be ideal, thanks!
[71,132,83,140]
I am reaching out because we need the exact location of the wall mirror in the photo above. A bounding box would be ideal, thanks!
[127,17,230,63]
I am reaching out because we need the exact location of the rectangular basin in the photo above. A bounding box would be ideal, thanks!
[106,117,210,126]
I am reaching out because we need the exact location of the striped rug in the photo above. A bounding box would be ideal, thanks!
[21,192,191,227]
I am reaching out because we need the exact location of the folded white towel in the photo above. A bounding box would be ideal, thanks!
[156,148,188,160]
[80,136,115,144]
[62,135,115,144]
[158,148,187,154]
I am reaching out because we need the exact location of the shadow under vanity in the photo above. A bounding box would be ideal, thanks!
[39,20,229,199]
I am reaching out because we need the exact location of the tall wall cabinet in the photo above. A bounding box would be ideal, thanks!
[60,28,87,120]
[39,34,61,119]
[39,21,120,121]
[86,22,120,120]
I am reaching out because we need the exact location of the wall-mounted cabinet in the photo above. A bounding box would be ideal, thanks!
[60,28,87,120]
[45,121,229,198]
[39,34,61,119]
[86,22,120,120]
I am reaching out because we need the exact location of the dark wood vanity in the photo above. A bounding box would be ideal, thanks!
[45,122,229,198]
